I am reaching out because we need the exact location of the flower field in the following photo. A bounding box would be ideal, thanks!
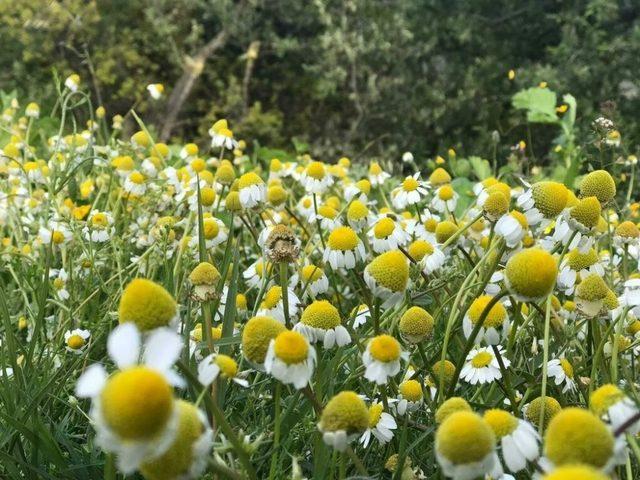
[1,77,640,480]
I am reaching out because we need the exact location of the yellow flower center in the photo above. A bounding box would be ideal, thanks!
[327,226,359,251]
[505,248,557,300]
[66,334,85,349]
[560,358,574,378]
[403,177,419,192]
[525,396,561,428]
[273,331,309,365]
[368,403,384,428]
[129,171,145,184]
[301,265,324,282]
[471,351,493,368]
[91,213,108,228]
[262,286,283,309]
[399,380,423,402]
[590,384,625,416]
[118,278,177,331]
[347,200,369,220]
[542,465,609,480]
[301,300,341,329]
[320,391,369,433]
[51,230,65,244]
[429,168,451,186]
[483,409,518,438]
[566,248,598,271]
[576,274,608,301]
[369,162,383,175]
[438,185,455,201]
[580,170,616,204]
[407,239,434,261]
[532,181,568,218]
[242,316,287,364]
[101,367,173,439]
[374,217,396,239]
[435,397,471,424]
[435,221,458,243]
[366,250,409,292]
[570,196,601,228]
[369,334,401,362]
[200,187,216,206]
[306,161,326,180]
[238,172,263,189]
[203,218,220,239]
[436,411,495,464]
[467,295,507,328]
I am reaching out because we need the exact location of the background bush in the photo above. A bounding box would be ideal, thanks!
[1,0,639,161]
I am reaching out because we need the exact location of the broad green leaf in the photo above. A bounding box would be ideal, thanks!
[468,156,492,180]
[512,87,558,124]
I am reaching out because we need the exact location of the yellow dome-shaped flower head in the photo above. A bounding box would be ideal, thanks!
[319,391,369,435]
[429,168,452,187]
[242,316,286,365]
[436,411,495,468]
[435,220,458,244]
[399,379,423,403]
[569,196,601,230]
[575,273,609,316]
[483,409,519,439]
[216,161,236,185]
[399,306,434,343]
[483,191,509,221]
[544,408,613,469]
[140,400,211,480]
[189,262,221,302]
[467,295,508,329]
[365,250,409,294]
[590,384,626,417]
[580,170,616,204]
[525,395,561,428]
[615,220,640,241]
[407,239,434,261]
[225,191,243,212]
[532,181,569,218]
[505,248,557,301]
[300,300,341,330]
[435,397,471,424]
[119,279,178,331]
[431,360,456,388]
[542,465,609,480]
[100,366,174,440]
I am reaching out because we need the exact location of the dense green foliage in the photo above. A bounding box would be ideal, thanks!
[1,0,639,159]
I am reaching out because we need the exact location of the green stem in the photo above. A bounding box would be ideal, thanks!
[538,296,551,435]
[268,382,282,480]
[279,263,291,328]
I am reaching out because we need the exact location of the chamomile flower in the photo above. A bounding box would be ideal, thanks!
[364,250,410,308]
[188,262,221,302]
[344,179,371,201]
[505,248,557,302]
[580,170,616,205]
[264,330,316,389]
[25,102,40,118]
[313,204,341,230]
[543,408,615,472]
[39,221,72,245]
[50,268,70,300]
[139,400,212,480]
[194,216,228,249]
[362,334,408,385]
[574,273,609,317]
[318,391,369,451]
[557,248,603,294]
[368,161,390,186]
[124,171,147,196]
[435,411,497,480]
[399,306,434,343]
[146,83,164,100]
[197,353,248,388]
[352,304,371,328]
[64,328,91,354]
[517,181,568,226]
[495,210,528,248]
[180,143,199,160]
[118,278,178,331]
[295,300,351,348]
[590,384,640,434]
[435,397,472,424]
[83,211,114,243]
[241,315,287,367]
[395,379,424,415]
[369,216,410,253]
[462,295,509,345]
[546,358,577,393]
[615,220,640,247]
[552,196,601,252]
[291,264,329,297]
[431,184,459,214]
[360,402,397,447]
[257,285,300,323]
[392,172,428,209]
[414,240,446,274]
[542,465,609,480]
[237,172,266,209]
[429,167,452,187]
[75,323,184,473]
[346,198,372,232]
[461,346,509,385]
[524,395,562,429]
[299,161,333,194]
[324,226,366,269]
[483,409,540,473]
[64,74,80,92]
[209,119,238,150]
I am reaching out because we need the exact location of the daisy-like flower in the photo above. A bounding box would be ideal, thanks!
[209,119,238,150]
[188,262,221,302]
[483,409,540,474]
[197,353,248,388]
[25,102,40,118]
[494,211,527,249]
[241,315,286,367]
[406,239,445,274]
[541,465,609,480]
[192,216,228,249]
[542,407,616,473]
[64,328,91,354]
[312,204,342,230]
[431,184,459,214]
[368,161,390,186]
[360,402,397,447]
[139,400,213,480]
[39,221,72,246]
[429,167,452,187]
[435,411,497,480]
[346,198,372,232]
[299,161,333,194]
[590,384,640,434]
[50,268,70,300]
[265,330,316,389]
[343,178,371,202]
[504,248,557,302]
[516,181,568,227]
[237,172,266,209]
[83,211,114,243]
[362,334,408,385]
[75,323,184,473]
[546,357,577,393]
[65,73,80,92]
[324,226,366,270]
[614,220,640,247]
[462,295,509,345]
[257,285,300,324]
[552,196,601,252]
[574,273,610,317]
[364,250,410,308]
[243,258,271,289]
[398,306,434,343]
[580,170,616,205]
[292,264,329,298]
[351,304,371,328]
[146,83,164,100]
[318,391,369,451]
[557,248,603,294]
[481,189,510,222]
[295,300,351,348]
[123,171,147,196]
[118,278,179,331]
[296,195,316,220]
[395,379,424,415]
[392,172,428,209]
[461,346,509,385]
[180,143,199,160]
[369,216,410,253]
